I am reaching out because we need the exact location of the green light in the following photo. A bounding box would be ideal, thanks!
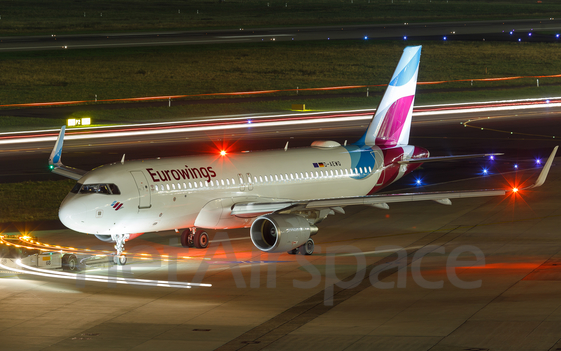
[49,165,54,170]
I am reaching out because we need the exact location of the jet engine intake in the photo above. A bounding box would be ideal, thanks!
[250,214,318,253]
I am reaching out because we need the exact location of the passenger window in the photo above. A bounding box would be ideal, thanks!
[264,175,268,182]
[166,184,170,190]
[226,179,230,185]
[172,184,175,190]
[202,181,206,187]
[210,180,214,186]
[232,178,236,185]
[275,175,279,181]
[193,182,197,188]
[221,179,225,186]
[259,176,263,182]
[189,182,192,189]
[305,172,309,178]
[290,174,294,180]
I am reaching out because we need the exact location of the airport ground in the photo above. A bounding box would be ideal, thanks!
[1,103,561,350]
[2,13,561,350]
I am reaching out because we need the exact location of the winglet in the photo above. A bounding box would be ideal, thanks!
[48,126,87,180]
[49,126,66,168]
[524,146,558,189]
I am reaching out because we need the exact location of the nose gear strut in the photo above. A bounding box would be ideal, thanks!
[111,233,129,265]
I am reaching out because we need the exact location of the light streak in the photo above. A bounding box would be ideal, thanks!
[0,260,211,289]
[3,73,561,109]
[2,95,561,146]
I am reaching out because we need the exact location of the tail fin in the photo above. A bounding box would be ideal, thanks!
[357,45,421,147]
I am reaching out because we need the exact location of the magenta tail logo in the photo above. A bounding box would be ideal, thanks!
[375,95,415,147]
[111,201,124,211]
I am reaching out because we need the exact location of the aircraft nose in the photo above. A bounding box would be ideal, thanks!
[59,197,82,231]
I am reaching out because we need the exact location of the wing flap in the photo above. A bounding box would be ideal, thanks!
[306,190,506,208]
[398,153,503,164]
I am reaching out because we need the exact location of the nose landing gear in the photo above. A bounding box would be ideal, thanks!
[111,233,129,265]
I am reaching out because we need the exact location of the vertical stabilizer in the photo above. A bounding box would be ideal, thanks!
[358,45,421,147]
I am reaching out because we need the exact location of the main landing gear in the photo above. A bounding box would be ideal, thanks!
[111,233,129,265]
[180,228,209,249]
[288,238,315,255]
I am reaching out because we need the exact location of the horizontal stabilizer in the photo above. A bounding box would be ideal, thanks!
[398,153,503,164]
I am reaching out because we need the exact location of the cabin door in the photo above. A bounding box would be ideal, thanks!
[131,171,152,209]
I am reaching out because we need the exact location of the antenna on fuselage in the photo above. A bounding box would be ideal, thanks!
[284,141,289,151]
[344,140,347,146]
[121,154,125,164]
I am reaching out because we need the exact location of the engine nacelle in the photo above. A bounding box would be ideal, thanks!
[250,214,318,253]
[94,233,144,243]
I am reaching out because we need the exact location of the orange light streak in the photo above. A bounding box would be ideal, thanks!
[2,73,561,108]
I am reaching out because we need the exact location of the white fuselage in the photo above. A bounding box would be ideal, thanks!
[59,143,419,235]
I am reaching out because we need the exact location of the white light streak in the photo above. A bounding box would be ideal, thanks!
[0,260,211,289]
[2,97,560,146]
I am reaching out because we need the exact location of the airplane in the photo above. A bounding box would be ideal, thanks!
[48,45,558,265]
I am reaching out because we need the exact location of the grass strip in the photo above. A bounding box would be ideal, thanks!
[1,40,561,107]
[0,180,75,223]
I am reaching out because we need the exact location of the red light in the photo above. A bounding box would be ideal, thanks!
[220,150,227,156]
[512,187,519,193]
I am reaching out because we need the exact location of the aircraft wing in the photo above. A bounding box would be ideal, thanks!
[231,146,557,217]
[48,126,88,180]
[398,153,503,164]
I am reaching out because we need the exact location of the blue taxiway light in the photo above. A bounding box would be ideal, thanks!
[443,36,447,41]
[403,36,407,40]
[364,36,368,40]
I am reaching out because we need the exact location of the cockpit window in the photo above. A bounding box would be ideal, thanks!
[76,183,121,195]
[109,184,121,195]
[70,182,82,194]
